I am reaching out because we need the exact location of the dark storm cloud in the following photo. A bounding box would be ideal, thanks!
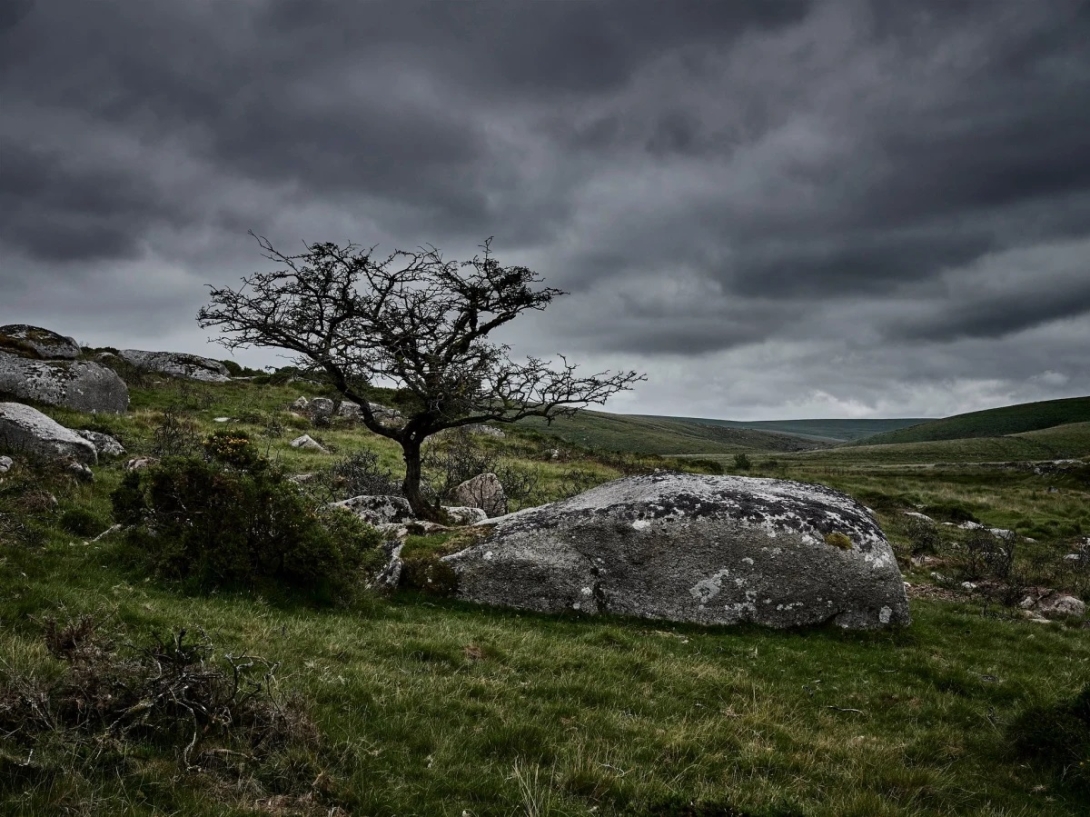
[1,0,1088,417]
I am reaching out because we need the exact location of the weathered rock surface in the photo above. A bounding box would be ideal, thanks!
[0,402,97,465]
[0,455,12,473]
[0,353,129,413]
[444,506,489,526]
[290,434,326,452]
[330,495,414,526]
[444,473,910,630]
[119,350,231,383]
[451,472,507,518]
[76,430,126,458]
[0,324,81,360]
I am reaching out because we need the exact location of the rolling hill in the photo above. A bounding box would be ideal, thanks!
[631,415,932,442]
[851,396,1090,447]
[514,410,832,455]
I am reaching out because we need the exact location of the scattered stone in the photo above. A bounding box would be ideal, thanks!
[0,324,81,360]
[0,402,97,465]
[957,521,983,530]
[445,472,911,630]
[451,472,507,518]
[0,454,12,473]
[118,350,231,383]
[213,417,231,423]
[961,581,977,592]
[1038,594,1086,618]
[370,541,405,590]
[290,434,326,452]
[444,506,489,526]
[286,472,317,484]
[307,398,335,420]
[290,396,309,410]
[0,353,129,413]
[76,430,125,458]
[903,511,934,522]
[125,457,159,471]
[329,495,414,526]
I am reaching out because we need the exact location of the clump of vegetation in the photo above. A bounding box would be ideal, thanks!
[686,458,725,475]
[823,531,853,550]
[111,431,384,601]
[58,507,107,538]
[1008,683,1090,794]
[732,452,752,471]
[904,516,942,555]
[0,615,339,809]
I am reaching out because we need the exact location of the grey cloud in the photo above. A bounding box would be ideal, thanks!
[1,0,1088,417]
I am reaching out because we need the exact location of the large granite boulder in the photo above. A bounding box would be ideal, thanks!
[0,353,129,413]
[444,473,910,630]
[0,402,97,465]
[0,324,81,360]
[118,350,231,383]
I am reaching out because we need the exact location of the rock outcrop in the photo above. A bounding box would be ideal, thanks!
[0,324,81,360]
[0,353,129,413]
[330,495,415,526]
[118,350,231,383]
[451,472,507,518]
[444,472,910,630]
[0,402,97,465]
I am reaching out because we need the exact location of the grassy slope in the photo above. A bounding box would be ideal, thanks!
[515,410,830,455]
[762,421,1090,467]
[851,396,1090,446]
[632,415,934,442]
[2,377,1090,815]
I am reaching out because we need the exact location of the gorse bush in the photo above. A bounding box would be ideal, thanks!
[111,431,383,600]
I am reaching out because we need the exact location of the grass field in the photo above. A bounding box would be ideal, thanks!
[2,376,1089,816]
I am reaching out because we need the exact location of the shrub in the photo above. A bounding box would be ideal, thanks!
[904,516,942,555]
[732,453,752,471]
[110,434,383,600]
[688,458,725,475]
[0,616,334,806]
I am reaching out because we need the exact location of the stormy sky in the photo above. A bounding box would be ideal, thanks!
[2,0,1088,420]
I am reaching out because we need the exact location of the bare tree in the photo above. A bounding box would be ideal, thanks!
[198,233,645,520]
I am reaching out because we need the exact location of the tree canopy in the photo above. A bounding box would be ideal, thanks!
[198,234,645,518]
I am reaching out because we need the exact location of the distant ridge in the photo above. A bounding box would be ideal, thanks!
[850,396,1090,447]
[629,416,932,443]
[514,410,832,455]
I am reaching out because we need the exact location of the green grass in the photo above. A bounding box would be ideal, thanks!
[2,375,1090,815]
[852,396,1090,447]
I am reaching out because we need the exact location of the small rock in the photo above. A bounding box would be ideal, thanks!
[125,457,159,471]
[961,581,977,592]
[903,511,934,522]
[451,472,507,518]
[76,430,125,458]
[1063,553,1082,561]
[444,506,489,525]
[0,455,12,473]
[213,417,231,423]
[957,521,983,530]
[308,398,335,420]
[291,397,309,410]
[1038,594,1086,618]
[290,434,327,452]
